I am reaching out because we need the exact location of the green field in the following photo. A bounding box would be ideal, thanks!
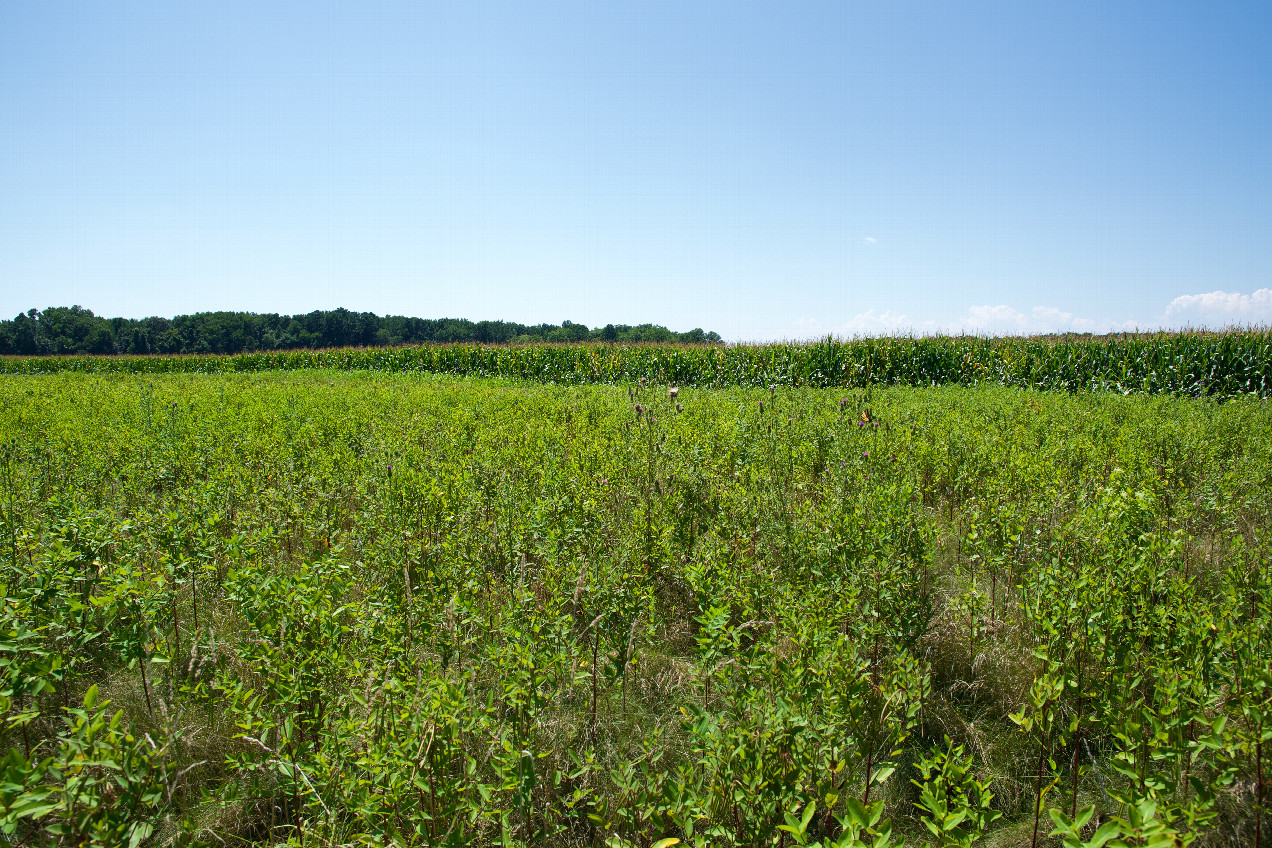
[1,370,1270,846]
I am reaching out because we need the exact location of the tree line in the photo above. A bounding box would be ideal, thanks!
[0,306,722,356]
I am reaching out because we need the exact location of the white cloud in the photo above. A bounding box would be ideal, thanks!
[834,308,933,337]
[811,298,1197,341]
[1164,288,1272,327]
[864,236,876,244]
[966,304,1027,332]
[794,316,825,336]
[960,304,1110,336]
[1030,305,1072,324]
[815,304,1106,339]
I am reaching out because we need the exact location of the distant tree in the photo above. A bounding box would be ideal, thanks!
[37,306,100,353]
[476,320,516,344]
[86,326,116,354]
[434,319,475,343]
[0,307,722,354]
[6,311,46,355]
[122,328,152,354]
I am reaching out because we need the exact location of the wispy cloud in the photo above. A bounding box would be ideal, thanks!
[965,304,1028,332]
[816,305,1104,340]
[863,236,876,244]
[1030,306,1093,330]
[809,290,1272,342]
[1164,288,1272,327]
[957,304,1121,335]
[830,309,938,337]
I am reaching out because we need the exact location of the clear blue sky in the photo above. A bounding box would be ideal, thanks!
[3,2,1269,340]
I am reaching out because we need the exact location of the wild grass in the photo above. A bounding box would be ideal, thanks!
[0,371,1268,846]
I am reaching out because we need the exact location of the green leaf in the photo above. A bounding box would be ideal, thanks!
[801,800,817,832]
[870,766,895,785]
[128,821,155,848]
[9,797,59,819]
[1086,821,1124,848]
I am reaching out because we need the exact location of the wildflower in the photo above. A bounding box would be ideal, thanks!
[676,403,683,412]
[635,403,643,415]
[759,401,764,412]
[669,386,679,399]
[862,451,869,458]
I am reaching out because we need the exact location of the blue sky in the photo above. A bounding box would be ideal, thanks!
[2,2,1269,341]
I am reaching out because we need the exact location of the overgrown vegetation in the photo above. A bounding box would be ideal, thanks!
[0,306,721,356]
[3,330,1270,399]
[0,371,1268,846]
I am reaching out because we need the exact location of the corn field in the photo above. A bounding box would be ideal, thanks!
[1,330,1269,398]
